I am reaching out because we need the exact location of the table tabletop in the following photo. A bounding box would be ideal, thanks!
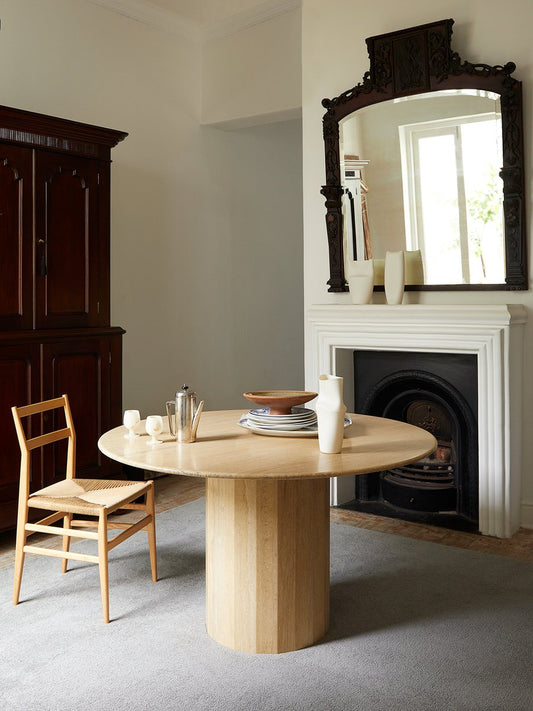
[98,409,436,480]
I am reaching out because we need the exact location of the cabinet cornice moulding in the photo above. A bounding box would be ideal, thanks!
[0,104,127,160]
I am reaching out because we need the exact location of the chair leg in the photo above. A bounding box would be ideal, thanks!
[12,505,29,605]
[61,513,72,574]
[146,482,157,582]
[98,510,110,623]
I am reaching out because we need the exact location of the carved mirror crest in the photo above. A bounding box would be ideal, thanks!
[321,19,526,292]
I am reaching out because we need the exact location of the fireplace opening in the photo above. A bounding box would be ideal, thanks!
[382,399,457,513]
[344,351,479,533]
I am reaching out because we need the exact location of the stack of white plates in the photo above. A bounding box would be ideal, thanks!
[238,407,352,438]
[246,407,317,431]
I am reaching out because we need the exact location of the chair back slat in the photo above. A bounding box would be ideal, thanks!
[25,427,72,452]
[14,396,67,418]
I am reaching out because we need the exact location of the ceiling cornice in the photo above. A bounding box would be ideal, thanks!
[86,0,301,42]
[204,0,301,41]
[85,0,202,41]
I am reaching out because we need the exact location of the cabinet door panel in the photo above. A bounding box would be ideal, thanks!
[0,146,33,329]
[35,153,100,329]
[42,338,111,481]
[0,344,40,525]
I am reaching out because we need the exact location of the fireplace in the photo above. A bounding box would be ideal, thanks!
[305,304,526,537]
[349,350,478,531]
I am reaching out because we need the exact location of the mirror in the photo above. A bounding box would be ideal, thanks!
[342,89,504,285]
[321,19,526,292]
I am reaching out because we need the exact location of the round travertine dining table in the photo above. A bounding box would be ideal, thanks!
[98,410,436,654]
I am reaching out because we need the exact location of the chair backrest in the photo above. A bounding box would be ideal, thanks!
[12,395,77,494]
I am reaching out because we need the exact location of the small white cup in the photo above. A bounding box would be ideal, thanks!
[123,409,140,439]
[146,415,164,445]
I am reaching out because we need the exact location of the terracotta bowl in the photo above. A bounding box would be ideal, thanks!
[243,390,318,416]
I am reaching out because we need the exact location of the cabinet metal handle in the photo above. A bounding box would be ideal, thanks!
[38,239,47,275]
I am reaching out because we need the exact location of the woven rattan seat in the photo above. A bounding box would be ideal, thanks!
[11,395,158,622]
[28,479,151,516]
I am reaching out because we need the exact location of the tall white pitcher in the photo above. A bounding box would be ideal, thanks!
[316,374,346,454]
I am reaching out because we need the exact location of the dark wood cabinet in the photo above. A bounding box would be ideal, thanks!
[0,105,128,531]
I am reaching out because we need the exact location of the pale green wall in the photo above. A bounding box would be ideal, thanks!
[0,0,304,415]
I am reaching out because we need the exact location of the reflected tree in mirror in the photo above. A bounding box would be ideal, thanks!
[321,19,526,292]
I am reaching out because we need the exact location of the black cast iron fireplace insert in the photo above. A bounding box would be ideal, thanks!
[345,351,479,532]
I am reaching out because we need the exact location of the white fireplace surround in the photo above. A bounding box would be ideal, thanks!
[305,304,527,538]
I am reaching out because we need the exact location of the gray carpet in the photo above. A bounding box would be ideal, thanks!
[1,498,532,711]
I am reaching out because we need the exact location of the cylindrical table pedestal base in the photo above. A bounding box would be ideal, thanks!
[205,477,330,653]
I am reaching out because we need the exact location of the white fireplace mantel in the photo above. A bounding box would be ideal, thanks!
[305,304,527,538]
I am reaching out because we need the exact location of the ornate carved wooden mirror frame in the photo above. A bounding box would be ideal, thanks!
[321,18,526,292]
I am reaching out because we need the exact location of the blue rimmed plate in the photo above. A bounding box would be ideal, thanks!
[238,414,352,438]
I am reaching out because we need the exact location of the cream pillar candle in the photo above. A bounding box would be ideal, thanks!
[347,260,374,304]
[372,258,385,285]
[404,249,424,285]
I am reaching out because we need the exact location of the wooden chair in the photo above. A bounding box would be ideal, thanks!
[11,394,157,622]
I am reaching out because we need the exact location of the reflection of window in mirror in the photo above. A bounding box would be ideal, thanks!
[340,89,506,287]
[398,93,504,285]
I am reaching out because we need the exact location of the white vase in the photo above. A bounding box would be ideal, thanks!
[372,258,385,286]
[347,260,374,304]
[384,250,405,305]
[316,374,347,454]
